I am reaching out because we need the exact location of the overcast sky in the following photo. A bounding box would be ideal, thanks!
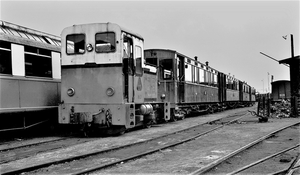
[1,0,299,93]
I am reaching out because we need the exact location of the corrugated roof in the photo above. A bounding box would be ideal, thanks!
[0,20,61,47]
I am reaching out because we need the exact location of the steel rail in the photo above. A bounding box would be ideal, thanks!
[0,137,68,152]
[71,113,249,175]
[268,154,300,175]
[189,121,300,175]
[1,111,248,175]
[227,144,299,175]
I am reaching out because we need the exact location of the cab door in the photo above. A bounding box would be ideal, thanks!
[133,38,144,103]
[177,55,185,103]
[122,34,134,103]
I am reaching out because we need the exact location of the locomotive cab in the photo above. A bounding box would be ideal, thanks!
[58,23,168,135]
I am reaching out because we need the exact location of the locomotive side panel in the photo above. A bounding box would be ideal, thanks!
[144,72,157,101]
[20,80,60,107]
[61,67,123,104]
[0,20,61,132]
[243,93,250,101]
[157,81,176,106]
[184,83,218,103]
[0,78,19,109]
[0,78,60,110]
[251,94,256,102]
[226,89,239,101]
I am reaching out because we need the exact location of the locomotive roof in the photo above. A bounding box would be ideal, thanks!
[63,22,144,41]
[0,20,61,48]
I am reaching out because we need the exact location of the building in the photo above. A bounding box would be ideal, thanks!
[279,55,300,117]
[271,80,291,101]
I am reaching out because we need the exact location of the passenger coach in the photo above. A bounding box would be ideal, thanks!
[0,20,61,132]
[144,49,255,119]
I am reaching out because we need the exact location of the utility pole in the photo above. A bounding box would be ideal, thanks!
[267,72,270,93]
[280,34,298,117]
[262,79,264,93]
[291,34,294,58]
[290,34,297,117]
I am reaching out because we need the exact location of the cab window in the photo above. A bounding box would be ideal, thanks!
[95,32,115,53]
[160,59,173,80]
[135,46,143,76]
[66,34,85,54]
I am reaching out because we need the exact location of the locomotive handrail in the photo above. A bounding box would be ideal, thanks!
[0,106,58,113]
[0,119,50,132]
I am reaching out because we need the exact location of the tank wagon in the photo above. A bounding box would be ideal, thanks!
[0,20,61,132]
[59,23,256,135]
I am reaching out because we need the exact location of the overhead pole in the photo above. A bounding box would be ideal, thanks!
[291,34,294,58]
[290,34,297,117]
[259,52,289,67]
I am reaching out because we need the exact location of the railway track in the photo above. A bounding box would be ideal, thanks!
[1,110,250,175]
[0,137,97,164]
[191,123,300,175]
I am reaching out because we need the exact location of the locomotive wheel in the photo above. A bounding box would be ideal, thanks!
[259,117,268,123]
[144,123,152,129]
[81,123,92,137]
[106,126,126,136]
[180,115,185,120]
[170,115,177,122]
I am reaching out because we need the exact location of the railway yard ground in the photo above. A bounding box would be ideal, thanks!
[0,104,299,175]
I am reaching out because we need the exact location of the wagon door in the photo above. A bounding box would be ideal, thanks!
[177,55,185,103]
[239,81,243,102]
[133,37,144,103]
[218,72,226,102]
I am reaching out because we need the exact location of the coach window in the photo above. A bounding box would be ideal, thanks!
[226,77,230,89]
[95,32,115,53]
[24,46,52,78]
[0,41,12,74]
[185,63,192,82]
[214,73,218,87]
[66,34,85,54]
[205,71,210,85]
[199,68,205,84]
[191,65,195,83]
[196,68,199,83]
